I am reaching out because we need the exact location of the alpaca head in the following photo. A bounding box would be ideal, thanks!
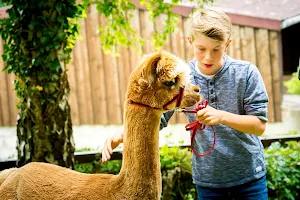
[126,51,200,110]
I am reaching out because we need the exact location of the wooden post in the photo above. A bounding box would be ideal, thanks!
[0,38,10,126]
[240,26,257,66]
[6,73,18,126]
[139,10,155,54]
[170,16,189,124]
[255,29,275,122]
[269,31,282,122]
[129,9,142,73]
[67,50,80,125]
[228,25,242,60]
[85,4,108,124]
[99,16,123,124]
[73,19,94,124]
[117,46,132,122]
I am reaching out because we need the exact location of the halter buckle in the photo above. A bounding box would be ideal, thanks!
[174,108,184,113]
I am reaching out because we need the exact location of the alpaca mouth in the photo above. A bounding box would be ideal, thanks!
[181,94,201,108]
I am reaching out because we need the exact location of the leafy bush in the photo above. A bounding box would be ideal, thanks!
[74,141,300,200]
[284,66,300,94]
[74,145,195,200]
[264,141,300,200]
[0,2,8,7]
[75,147,122,174]
[75,160,122,175]
[160,145,196,200]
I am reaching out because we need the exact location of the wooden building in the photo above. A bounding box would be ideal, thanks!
[1,1,300,126]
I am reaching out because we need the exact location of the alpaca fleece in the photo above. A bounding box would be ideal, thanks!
[0,51,200,200]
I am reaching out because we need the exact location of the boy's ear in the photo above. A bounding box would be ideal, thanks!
[187,37,193,45]
[225,38,232,52]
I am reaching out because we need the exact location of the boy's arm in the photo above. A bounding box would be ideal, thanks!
[102,132,124,162]
[220,111,266,136]
[196,107,266,136]
[196,63,268,136]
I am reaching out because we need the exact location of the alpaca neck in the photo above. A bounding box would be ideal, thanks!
[119,101,162,184]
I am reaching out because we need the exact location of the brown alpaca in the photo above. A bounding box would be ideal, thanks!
[0,51,200,200]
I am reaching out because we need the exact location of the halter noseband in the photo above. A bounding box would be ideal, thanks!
[129,87,216,157]
[128,87,185,111]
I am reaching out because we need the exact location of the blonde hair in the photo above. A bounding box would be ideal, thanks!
[189,8,232,43]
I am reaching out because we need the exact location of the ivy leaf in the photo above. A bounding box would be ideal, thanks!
[55,3,62,14]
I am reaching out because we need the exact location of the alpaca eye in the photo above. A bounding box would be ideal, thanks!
[163,81,176,87]
[163,77,178,87]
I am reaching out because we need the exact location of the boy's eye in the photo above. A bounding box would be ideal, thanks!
[213,49,220,52]
[198,48,205,51]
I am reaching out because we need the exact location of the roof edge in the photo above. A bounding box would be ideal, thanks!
[226,12,281,31]
[0,3,282,31]
[132,1,281,31]
[281,14,300,29]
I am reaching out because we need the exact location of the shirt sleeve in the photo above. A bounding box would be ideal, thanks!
[160,110,175,130]
[244,64,269,122]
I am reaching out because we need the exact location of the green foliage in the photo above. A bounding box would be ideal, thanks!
[284,66,300,94]
[264,141,300,200]
[95,0,213,55]
[0,0,213,166]
[74,145,196,200]
[96,0,139,55]
[0,2,8,7]
[75,141,300,199]
[76,147,95,152]
[0,0,88,106]
[160,145,196,200]
[0,0,89,167]
[75,160,122,174]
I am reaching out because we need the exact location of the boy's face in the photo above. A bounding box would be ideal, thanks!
[189,34,231,75]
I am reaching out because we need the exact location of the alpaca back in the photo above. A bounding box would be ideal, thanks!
[0,162,117,200]
[0,168,17,186]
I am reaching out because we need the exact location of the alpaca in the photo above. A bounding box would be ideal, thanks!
[0,51,200,200]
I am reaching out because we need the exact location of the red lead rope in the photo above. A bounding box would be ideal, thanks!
[129,89,216,156]
[182,100,216,157]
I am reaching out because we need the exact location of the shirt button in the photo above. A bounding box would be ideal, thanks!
[210,89,214,94]
[211,98,215,103]
[210,82,213,85]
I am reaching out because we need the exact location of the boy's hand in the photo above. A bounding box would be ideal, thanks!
[101,132,123,163]
[196,105,223,125]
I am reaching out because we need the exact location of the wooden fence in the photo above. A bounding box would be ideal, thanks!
[0,4,282,126]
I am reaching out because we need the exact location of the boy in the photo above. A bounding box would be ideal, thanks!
[102,8,269,200]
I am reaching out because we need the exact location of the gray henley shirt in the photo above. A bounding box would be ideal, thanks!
[160,54,269,188]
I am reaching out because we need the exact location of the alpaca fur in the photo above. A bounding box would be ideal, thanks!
[0,51,200,200]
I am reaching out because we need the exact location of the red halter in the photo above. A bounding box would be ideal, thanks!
[129,88,216,157]
[128,87,184,111]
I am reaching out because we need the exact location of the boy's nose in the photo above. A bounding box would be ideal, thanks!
[205,52,213,62]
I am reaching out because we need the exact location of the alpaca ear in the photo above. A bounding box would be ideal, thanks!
[141,52,162,86]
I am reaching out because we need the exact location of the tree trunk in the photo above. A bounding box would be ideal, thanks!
[16,72,75,168]
[0,1,82,169]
